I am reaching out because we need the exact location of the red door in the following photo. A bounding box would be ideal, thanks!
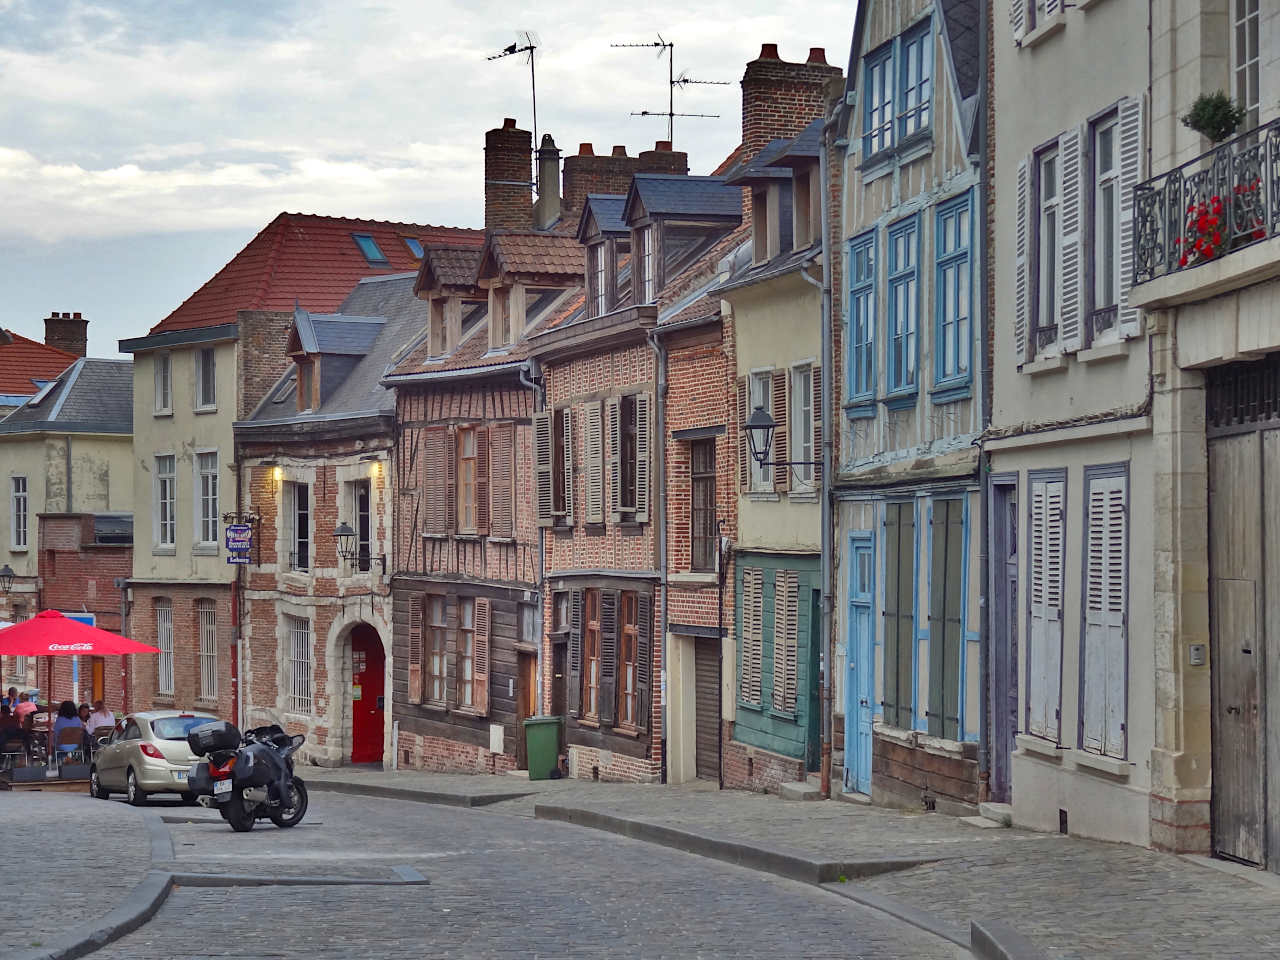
[350,626,385,764]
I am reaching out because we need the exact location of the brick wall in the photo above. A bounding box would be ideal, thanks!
[127,584,235,717]
[396,726,517,776]
[561,142,689,220]
[740,45,843,163]
[236,310,294,421]
[873,733,979,816]
[485,119,533,231]
[721,720,805,793]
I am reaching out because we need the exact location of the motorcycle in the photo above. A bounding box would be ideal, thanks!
[186,721,309,832]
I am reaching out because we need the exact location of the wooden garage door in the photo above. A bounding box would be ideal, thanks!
[694,639,720,781]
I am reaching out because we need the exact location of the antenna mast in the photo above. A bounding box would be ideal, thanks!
[487,31,541,148]
[610,34,729,142]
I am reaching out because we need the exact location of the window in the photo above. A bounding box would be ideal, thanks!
[458,427,477,532]
[1233,0,1260,131]
[739,568,763,706]
[926,499,965,740]
[297,361,314,412]
[583,589,600,719]
[546,407,574,525]
[638,226,656,303]
[863,47,893,156]
[156,599,174,697]
[286,615,312,713]
[848,232,876,401]
[353,233,388,264]
[620,396,637,511]
[352,480,371,572]
[748,372,772,491]
[1036,147,1061,351]
[403,236,424,259]
[154,352,171,414]
[197,599,217,700]
[427,595,446,704]
[791,365,814,488]
[898,23,931,138]
[1082,468,1127,759]
[458,597,475,708]
[287,482,310,572]
[935,193,972,386]
[590,243,608,317]
[618,592,639,727]
[196,347,216,409]
[1092,118,1120,318]
[10,476,27,550]
[887,217,919,394]
[690,439,717,571]
[196,452,218,546]
[155,455,176,548]
[1027,474,1066,742]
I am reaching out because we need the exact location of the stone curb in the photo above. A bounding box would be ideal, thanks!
[819,883,970,948]
[307,778,533,808]
[168,870,431,887]
[970,919,1050,960]
[12,869,175,960]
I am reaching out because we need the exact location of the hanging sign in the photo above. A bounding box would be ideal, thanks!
[226,523,253,564]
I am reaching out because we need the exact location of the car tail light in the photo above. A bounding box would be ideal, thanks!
[139,743,164,760]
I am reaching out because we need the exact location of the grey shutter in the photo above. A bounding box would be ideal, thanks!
[884,502,916,730]
[534,411,554,528]
[474,425,490,536]
[608,396,622,522]
[927,503,948,738]
[634,393,651,523]
[1029,478,1065,742]
[636,592,652,732]
[882,506,901,726]
[1116,95,1144,338]
[927,500,965,740]
[772,570,798,712]
[1058,125,1084,353]
[1083,474,1127,758]
[1010,0,1026,44]
[599,590,619,725]
[1014,158,1030,366]
[739,567,763,705]
[567,589,583,717]
[489,422,514,539]
[585,402,605,524]
[562,407,575,524]
[423,427,449,536]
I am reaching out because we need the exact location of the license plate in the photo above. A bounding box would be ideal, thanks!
[175,771,186,781]
[213,779,232,795]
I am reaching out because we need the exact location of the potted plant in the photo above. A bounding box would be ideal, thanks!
[1181,91,1248,143]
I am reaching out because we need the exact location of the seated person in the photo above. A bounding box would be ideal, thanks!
[88,700,114,732]
[78,703,92,726]
[12,693,37,721]
[2,686,17,709]
[0,705,23,744]
[50,700,86,755]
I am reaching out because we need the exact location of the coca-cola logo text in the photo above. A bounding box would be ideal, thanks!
[48,643,93,651]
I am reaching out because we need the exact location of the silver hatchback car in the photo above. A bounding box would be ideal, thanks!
[90,710,220,805]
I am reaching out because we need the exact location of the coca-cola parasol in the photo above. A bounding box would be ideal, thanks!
[0,609,159,656]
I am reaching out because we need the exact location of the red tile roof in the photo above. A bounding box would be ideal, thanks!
[149,213,482,336]
[415,245,483,295]
[0,331,77,397]
[479,231,584,282]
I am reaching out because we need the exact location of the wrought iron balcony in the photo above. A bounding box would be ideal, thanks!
[1133,119,1280,285]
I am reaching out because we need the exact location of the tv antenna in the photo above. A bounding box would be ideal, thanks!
[487,30,541,147]
[610,34,729,142]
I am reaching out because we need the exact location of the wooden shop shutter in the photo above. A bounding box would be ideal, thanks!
[489,422,514,538]
[1010,0,1026,44]
[567,589,583,717]
[927,500,965,740]
[1014,157,1029,366]
[636,592,653,731]
[1116,95,1144,338]
[772,570,799,713]
[423,426,449,536]
[562,407,575,523]
[607,396,622,522]
[599,589,619,725]
[1058,125,1084,353]
[634,393,652,523]
[585,402,605,524]
[474,425,490,536]
[737,377,748,492]
[445,425,458,532]
[534,411,554,527]
[883,502,916,730]
[1082,473,1127,758]
[772,369,790,493]
[473,597,491,716]
[811,365,823,486]
[1028,478,1065,741]
[739,567,763,705]
[408,594,424,703]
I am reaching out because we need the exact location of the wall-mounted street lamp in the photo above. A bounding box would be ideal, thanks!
[333,522,385,575]
[744,405,820,472]
[0,563,14,594]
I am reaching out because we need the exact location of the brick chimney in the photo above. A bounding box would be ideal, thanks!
[533,134,562,230]
[485,118,533,230]
[561,140,690,218]
[740,43,842,160]
[44,311,88,357]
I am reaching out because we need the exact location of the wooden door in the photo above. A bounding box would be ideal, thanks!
[350,626,385,765]
[1209,431,1265,865]
[516,652,537,769]
[845,536,875,794]
[693,638,720,781]
[90,658,105,704]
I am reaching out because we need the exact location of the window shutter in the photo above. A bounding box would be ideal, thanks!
[408,594,424,703]
[740,567,763,705]
[586,402,605,524]
[423,427,449,536]
[562,407,575,524]
[599,590,619,725]
[772,570,799,713]
[811,365,823,486]
[927,503,948,738]
[534,412,554,528]
[607,396,622,522]
[1044,0,1060,13]
[772,370,789,493]
[1014,158,1030,366]
[737,377,749,492]
[1058,125,1084,353]
[474,425,490,536]
[1116,95,1144,338]
[1029,478,1065,742]
[928,500,966,740]
[884,502,916,730]
[489,422,514,538]
[567,590,583,717]
[473,597,491,716]
[1083,474,1127,758]
[636,592,652,732]
[446,425,457,532]
[634,393,651,523]
[882,506,901,726]
[1010,0,1026,44]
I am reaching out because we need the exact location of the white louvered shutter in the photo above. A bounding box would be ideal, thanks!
[1082,474,1127,758]
[585,401,605,524]
[1044,0,1060,13]
[607,397,622,523]
[1028,478,1065,742]
[1014,158,1030,366]
[562,407,575,524]
[533,412,553,528]
[1010,0,1027,44]
[740,568,764,706]
[772,570,799,713]
[1058,126,1084,353]
[1116,95,1144,338]
[634,393,651,523]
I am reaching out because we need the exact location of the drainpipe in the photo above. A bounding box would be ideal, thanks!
[518,360,546,720]
[976,0,993,802]
[646,328,669,785]
[233,457,244,729]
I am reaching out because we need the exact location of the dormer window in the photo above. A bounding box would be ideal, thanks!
[637,226,656,303]
[429,297,447,356]
[297,360,314,412]
[792,164,822,250]
[589,243,609,317]
[489,287,512,350]
[752,189,771,264]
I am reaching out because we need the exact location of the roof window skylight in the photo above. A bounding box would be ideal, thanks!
[353,234,389,264]
[403,237,424,258]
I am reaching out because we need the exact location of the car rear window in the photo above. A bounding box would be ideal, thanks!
[152,716,218,741]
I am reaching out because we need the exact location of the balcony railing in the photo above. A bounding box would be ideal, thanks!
[1133,118,1280,285]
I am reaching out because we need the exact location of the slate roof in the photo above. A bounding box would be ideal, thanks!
[0,331,78,400]
[418,245,483,293]
[940,0,981,100]
[309,316,385,355]
[479,231,584,280]
[721,139,795,184]
[578,195,628,242]
[773,118,824,166]
[625,175,742,221]
[0,358,133,434]
[146,213,482,336]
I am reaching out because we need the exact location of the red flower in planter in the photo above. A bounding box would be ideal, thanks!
[1254,228,1267,240]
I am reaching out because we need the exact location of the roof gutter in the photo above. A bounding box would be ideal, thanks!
[379,359,527,387]
[651,312,721,336]
[119,322,239,354]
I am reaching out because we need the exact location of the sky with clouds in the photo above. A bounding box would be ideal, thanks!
[0,0,851,356]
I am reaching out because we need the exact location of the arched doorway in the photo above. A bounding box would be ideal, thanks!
[349,623,385,764]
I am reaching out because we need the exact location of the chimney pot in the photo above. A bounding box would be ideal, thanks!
[758,43,780,60]
[807,47,827,64]
[611,145,627,157]
[502,117,517,129]
[654,140,673,152]
[578,143,594,156]
[73,312,81,319]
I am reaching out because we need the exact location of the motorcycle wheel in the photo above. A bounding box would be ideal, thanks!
[225,791,255,832]
[269,777,308,828]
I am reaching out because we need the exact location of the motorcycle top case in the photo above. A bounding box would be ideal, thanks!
[187,720,241,756]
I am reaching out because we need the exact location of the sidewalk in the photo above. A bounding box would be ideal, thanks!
[308,766,1280,960]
